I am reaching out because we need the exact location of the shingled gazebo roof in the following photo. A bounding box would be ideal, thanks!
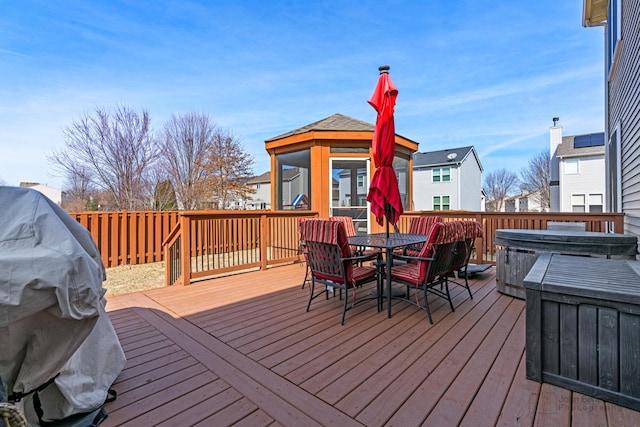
[266,113,375,142]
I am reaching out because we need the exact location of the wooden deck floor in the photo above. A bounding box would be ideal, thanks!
[102,262,640,427]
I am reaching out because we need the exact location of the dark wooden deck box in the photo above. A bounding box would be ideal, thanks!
[495,229,638,299]
[524,253,640,411]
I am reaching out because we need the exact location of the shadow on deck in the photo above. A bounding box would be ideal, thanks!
[102,263,640,426]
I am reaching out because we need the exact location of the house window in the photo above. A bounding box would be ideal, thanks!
[505,199,516,212]
[256,183,261,189]
[571,194,586,212]
[565,159,579,174]
[433,195,450,210]
[607,0,622,71]
[518,197,529,212]
[433,167,451,182]
[357,175,364,188]
[589,194,603,213]
[608,124,621,212]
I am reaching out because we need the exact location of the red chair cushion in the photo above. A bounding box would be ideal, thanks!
[302,219,355,284]
[329,216,357,237]
[408,215,443,235]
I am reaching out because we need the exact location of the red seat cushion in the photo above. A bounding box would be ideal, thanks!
[390,261,422,285]
[394,221,462,284]
[351,265,377,283]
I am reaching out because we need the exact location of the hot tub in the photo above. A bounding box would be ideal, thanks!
[494,229,638,299]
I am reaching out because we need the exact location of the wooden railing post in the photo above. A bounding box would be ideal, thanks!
[180,214,191,285]
[260,214,268,271]
[475,212,484,265]
[615,215,625,233]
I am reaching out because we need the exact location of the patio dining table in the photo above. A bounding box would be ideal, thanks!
[348,232,428,318]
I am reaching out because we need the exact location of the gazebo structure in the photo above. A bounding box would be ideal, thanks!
[264,113,419,234]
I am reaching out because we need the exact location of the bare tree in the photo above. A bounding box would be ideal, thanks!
[49,105,160,210]
[157,113,214,209]
[520,150,551,211]
[60,165,98,212]
[484,168,519,211]
[198,129,255,209]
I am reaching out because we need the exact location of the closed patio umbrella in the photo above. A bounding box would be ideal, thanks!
[366,65,403,236]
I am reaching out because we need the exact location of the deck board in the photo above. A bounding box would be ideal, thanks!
[102,263,640,426]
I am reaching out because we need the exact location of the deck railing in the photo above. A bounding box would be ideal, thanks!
[162,211,318,286]
[71,210,625,285]
[398,211,624,266]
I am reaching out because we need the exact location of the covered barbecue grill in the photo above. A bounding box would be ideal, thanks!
[0,186,125,425]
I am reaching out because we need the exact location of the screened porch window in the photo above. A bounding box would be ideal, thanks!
[275,149,311,210]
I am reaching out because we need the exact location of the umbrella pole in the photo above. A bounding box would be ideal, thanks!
[385,203,391,238]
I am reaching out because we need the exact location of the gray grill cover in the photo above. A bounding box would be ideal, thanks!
[0,186,125,423]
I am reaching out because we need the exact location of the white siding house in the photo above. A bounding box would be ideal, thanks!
[584,0,640,239]
[245,167,310,210]
[550,128,605,213]
[18,182,64,205]
[246,172,271,210]
[412,146,483,211]
[503,191,545,212]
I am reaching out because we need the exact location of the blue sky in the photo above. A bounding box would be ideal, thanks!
[0,1,605,189]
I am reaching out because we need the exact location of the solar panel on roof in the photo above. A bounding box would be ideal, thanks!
[574,133,605,148]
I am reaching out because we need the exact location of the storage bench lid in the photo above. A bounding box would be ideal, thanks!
[523,253,640,304]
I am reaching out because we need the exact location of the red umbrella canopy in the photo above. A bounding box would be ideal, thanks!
[366,66,403,227]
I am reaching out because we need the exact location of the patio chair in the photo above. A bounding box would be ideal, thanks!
[302,219,381,325]
[389,221,462,323]
[298,217,312,289]
[396,215,443,257]
[447,220,483,300]
[329,216,381,261]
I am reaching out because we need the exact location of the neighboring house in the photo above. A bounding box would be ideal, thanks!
[19,182,64,205]
[245,167,308,210]
[412,146,483,211]
[245,172,271,210]
[336,168,367,208]
[584,0,640,237]
[549,127,605,213]
[503,191,545,212]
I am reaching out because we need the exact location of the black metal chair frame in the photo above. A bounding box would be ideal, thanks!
[299,240,311,289]
[390,241,457,324]
[447,237,475,300]
[305,240,382,325]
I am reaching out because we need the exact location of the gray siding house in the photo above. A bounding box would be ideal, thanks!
[412,146,483,211]
[584,0,640,237]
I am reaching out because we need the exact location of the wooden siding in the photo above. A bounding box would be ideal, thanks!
[102,264,640,426]
[608,0,640,237]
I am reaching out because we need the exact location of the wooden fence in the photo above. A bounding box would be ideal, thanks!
[70,210,626,284]
[71,211,180,267]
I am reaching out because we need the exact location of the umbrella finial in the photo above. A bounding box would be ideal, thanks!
[378,65,390,74]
